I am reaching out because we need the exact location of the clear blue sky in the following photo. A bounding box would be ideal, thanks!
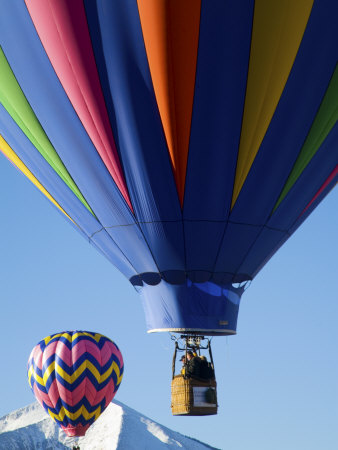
[0,152,337,450]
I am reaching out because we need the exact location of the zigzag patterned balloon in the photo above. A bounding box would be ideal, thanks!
[27,331,124,437]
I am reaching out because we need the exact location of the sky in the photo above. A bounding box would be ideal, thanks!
[0,152,337,450]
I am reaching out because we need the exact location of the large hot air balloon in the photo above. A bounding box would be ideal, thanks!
[27,331,124,437]
[0,1,337,336]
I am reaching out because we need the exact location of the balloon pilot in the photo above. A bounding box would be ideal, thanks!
[174,337,215,381]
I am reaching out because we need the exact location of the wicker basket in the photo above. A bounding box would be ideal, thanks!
[171,375,217,416]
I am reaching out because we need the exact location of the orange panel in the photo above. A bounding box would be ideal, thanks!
[137,0,201,205]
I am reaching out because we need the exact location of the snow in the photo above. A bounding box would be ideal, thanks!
[0,401,219,449]
[0,403,45,433]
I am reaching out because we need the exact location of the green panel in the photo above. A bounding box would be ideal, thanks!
[274,66,338,211]
[0,47,94,215]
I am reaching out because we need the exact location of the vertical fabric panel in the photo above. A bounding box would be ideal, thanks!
[300,166,338,216]
[247,124,338,279]
[0,47,92,213]
[25,0,132,210]
[0,105,138,279]
[85,0,185,272]
[232,0,313,207]
[137,0,201,205]
[0,135,73,222]
[183,1,254,272]
[1,1,157,276]
[268,124,338,231]
[274,65,338,210]
[229,0,338,226]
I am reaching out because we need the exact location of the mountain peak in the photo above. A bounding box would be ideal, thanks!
[0,401,219,449]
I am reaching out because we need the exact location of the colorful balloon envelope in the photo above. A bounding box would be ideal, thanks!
[27,331,124,437]
[1,1,337,335]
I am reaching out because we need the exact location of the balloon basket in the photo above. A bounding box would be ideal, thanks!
[171,375,217,416]
[170,334,218,415]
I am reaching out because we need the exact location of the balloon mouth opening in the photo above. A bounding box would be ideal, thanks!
[62,423,90,437]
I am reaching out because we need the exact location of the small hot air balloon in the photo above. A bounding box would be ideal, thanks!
[27,331,124,437]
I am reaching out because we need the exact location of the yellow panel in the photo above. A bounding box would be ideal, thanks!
[232,0,313,207]
[0,135,74,223]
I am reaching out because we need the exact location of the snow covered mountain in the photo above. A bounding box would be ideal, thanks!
[0,401,219,449]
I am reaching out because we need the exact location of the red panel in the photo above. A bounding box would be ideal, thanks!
[25,0,132,210]
[300,165,338,216]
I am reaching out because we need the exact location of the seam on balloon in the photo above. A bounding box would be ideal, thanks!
[47,2,124,188]
[33,2,131,212]
[299,166,338,217]
[227,4,255,212]
[181,3,203,274]
[89,218,289,233]
[231,224,289,279]
[271,66,338,215]
[0,47,95,216]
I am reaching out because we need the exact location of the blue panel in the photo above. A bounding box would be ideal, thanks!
[0,106,97,237]
[269,124,338,230]
[230,0,338,225]
[226,124,338,279]
[184,221,225,271]
[237,228,286,278]
[214,222,261,278]
[0,105,138,279]
[183,1,253,273]
[85,0,185,272]
[213,0,338,279]
[288,178,338,238]
[137,279,244,334]
[0,0,157,275]
[184,0,253,221]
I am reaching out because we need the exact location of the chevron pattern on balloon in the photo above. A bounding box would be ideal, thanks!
[27,331,124,436]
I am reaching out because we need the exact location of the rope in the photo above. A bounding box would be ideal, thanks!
[172,341,178,379]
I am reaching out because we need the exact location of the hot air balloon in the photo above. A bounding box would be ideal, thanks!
[0,1,337,338]
[27,331,124,437]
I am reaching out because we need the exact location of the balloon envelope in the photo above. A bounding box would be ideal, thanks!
[1,1,337,335]
[27,331,124,437]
